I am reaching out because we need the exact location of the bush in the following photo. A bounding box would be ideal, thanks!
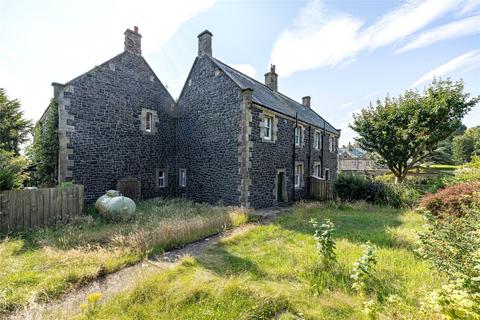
[446,156,480,185]
[419,181,480,217]
[0,150,28,191]
[418,179,480,319]
[334,173,420,208]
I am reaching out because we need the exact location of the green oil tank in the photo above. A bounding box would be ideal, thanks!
[95,190,136,221]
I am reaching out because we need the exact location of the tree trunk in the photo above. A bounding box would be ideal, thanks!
[394,173,405,184]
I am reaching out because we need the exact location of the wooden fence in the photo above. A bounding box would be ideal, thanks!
[310,178,334,201]
[0,185,84,232]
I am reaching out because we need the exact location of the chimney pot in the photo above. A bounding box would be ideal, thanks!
[124,27,142,55]
[198,30,213,57]
[264,64,278,92]
[302,96,311,108]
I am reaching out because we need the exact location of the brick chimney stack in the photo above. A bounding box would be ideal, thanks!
[124,26,142,55]
[302,96,311,108]
[264,65,278,92]
[198,30,213,57]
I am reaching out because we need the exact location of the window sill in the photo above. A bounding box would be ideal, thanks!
[262,138,275,143]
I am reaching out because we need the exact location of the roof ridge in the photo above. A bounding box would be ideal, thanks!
[211,57,339,135]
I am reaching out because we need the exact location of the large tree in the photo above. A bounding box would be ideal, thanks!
[452,126,480,164]
[350,79,479,183]
[0,88,32,155]
[430,124,466,164]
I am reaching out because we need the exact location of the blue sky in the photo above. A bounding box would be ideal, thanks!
[1,0,479,145]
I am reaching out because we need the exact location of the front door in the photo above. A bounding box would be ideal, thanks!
[277,172,284,202]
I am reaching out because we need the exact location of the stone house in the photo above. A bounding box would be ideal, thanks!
[42,27,340,208]
[338,146,387,175]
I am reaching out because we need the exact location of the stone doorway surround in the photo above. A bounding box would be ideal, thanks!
[273,168,288,204]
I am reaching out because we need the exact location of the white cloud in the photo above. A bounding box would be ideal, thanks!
[363,0,463,50]
[397,15,480,53]
[230,64,257,79]
[270,0,471,77]
[411,49,480,88]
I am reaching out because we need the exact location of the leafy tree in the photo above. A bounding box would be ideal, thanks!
[452,126,480,164]
[0,88,32,155]
[350,79,479,183]
[0,150,28,190]
[430,124,466,164]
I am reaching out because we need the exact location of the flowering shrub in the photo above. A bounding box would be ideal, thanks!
[419,181,480,217]
[310,218,336,266]
[351,242,377,296]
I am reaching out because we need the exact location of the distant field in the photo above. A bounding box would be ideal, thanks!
[79,203,442,320]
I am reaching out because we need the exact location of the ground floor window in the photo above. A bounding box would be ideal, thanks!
[158,170,165,188]
[325,168,330,180]
[295,163,303,188]
[314,164,322,177]
[179,168,187,187]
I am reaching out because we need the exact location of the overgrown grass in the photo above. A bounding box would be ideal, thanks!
[0,198,248,314]
[79,202,442,319]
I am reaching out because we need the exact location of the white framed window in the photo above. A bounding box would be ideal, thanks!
[314,131,322,150]
[158,170,165,188]
[324,168,330,180]
[179,168,187,187]
[329,135,334,152]
[145,112,153,133]
[314,164,322,177]
[263,116,272,140]
[295,163,303,188]
[295,127,302,146]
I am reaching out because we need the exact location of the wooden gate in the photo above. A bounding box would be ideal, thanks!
[310,178,334,201]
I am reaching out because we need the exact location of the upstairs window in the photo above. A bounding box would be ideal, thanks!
[179,169,187,187]
[158,170,166,188]
[295,163,303,188]
[295,127,302,146]
[145,112,153,133]
[263,116,272,140]
[314,131,322,150]
[329,135,335,152]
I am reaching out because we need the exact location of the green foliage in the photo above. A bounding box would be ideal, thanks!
[431,124,466,164]
[424,274,480,320]
[310,218,337,265]
[446,156,480,185]
[0,150,28,191]
[30,99,58,186]
[452,126,480,164]
[418,205,480,319]
[0,198,248,314]
[351,242,377,296]
[75,204,440,319]
[350,78,479,183]
[334,173,420,208]
[0,88,32,156]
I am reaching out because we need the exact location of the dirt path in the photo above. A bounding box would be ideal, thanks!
[5,207,290,320]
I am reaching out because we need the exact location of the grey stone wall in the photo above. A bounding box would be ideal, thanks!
[176,56,243,205]
[62,51,176,203]
[248,105,338,208]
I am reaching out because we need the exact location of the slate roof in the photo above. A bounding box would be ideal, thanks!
[339,147,367,158]
[211,58,339,135]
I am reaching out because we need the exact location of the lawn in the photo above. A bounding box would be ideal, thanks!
[0,198,248,315]
[78,202,442,320]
